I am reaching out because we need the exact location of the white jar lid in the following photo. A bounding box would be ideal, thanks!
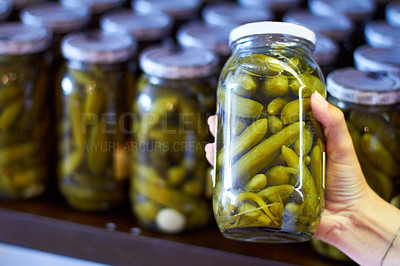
[0,0,11,21]
[202,3,273,28]
[133,0,200,20]
[386,1,400,27]
[354,45,400,76]
[140,46,218,79]
[0,22,52,55]
[283,9,353,42]
[327,67,400,105]
[9,0,45,10]
[314,35,339,66]
[229,21,316,46]
[100,9,172,42]
[60,0,124,15]
[309,0,376,22]
[365,21,400,49]
[177,23,232,57]
[20,3,90,34]
[238,0,301,12]
[61,31,136,64]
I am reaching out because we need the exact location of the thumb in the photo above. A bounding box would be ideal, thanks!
[310,92,356,164]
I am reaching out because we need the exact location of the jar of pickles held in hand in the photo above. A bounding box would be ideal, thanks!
[214,22,326,243]
[132,47,219,234]
[59,31,137,211]
[0,23,52,200]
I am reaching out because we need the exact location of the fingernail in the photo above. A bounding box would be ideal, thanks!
[207,116,213,126]
[314,91,328,108]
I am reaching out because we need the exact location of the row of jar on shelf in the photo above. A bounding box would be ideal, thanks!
[1,0,399,78]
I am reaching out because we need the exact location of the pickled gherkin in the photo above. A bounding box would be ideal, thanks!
[58,32,136,211]
[131,47,218,233]
[0,24,52,201]
[214,22,325,243]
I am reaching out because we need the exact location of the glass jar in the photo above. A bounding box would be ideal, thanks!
[386,1,400,27]
[238,0,301,20]
[131,47,218,234]
[177,22,233,70]
[132,0,201,37]
[100,9,172,60]
[202,2,273,28]
[59,31,137,211]
[0,23,52,200]
[214,22,326,243]
[283,9,354,68]
[0,0,11,21]
[354,45,400,76]
[312,67,400,261]
[314,35,339,77]
[60,0,124,28]
[20,3,91,63]
[364,20,400,49]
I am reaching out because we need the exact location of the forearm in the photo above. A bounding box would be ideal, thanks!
[323,187,400,266]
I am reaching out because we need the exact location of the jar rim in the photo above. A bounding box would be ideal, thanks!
[229,21,316,46]
[60,0,124,14]
[0,0,12,21]
[386,1,400,27]
[133,0,200,20]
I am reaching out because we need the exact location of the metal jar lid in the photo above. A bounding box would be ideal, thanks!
[283,9,353,42]
[140,46,219,79]
[202,2,273,28]
[354,45,400,76]
[0,22,52,55]
[100,9,172,42]
[133,0,200,21]
[229,21,316,47]
[314,35,339,66]
[61,31,137,64]
[386,1,400,27]
[9,0,45,10]
[177,23,232,57]
[327,67,400,105]
[60,0,124,15]
[238,0,301,12]
[20,3,90,35]
[309,0,376,22]
[365,21,400,49]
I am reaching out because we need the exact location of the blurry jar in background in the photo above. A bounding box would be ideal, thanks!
[58,31,136,211]
[0,0,11,21]
[386,1,400,27]
[309,0,376,52]
[100,9,172,63]
[132,0,201,38]
[60,0,124,28]
[202,2,273,28]
[8,0,45,20]
[364,20,400,48]
[354,45,400,76]
[312,67,400,261]
[313,35,339,77]
[20,3,91,63]
[177,22,232,72]
[283,9,353,67]
[238,0,301,21]
[0,23,52,200]
[131,47,218,234]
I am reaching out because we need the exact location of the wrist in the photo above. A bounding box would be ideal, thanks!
[326,188,400,265]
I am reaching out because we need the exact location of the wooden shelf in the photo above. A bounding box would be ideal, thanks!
[0,195,351,266]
